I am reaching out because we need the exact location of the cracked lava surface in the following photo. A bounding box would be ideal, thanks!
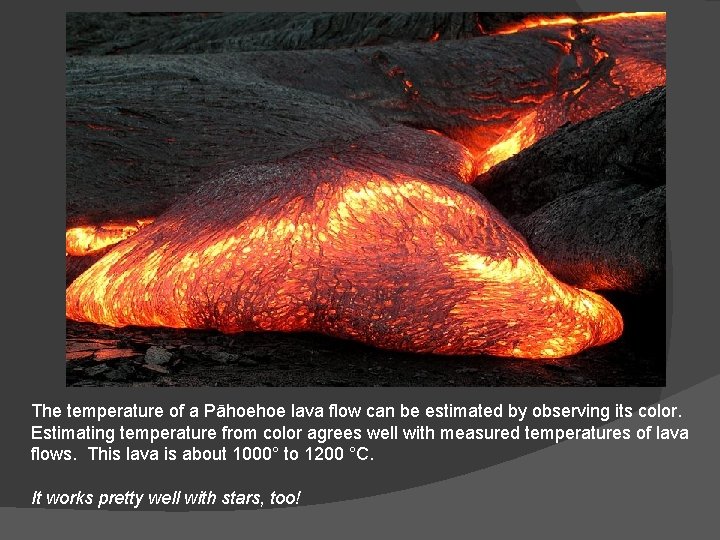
[66,13,666,359]
[66,128,623,358]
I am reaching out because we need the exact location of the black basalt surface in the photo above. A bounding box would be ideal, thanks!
[475,87,666,295]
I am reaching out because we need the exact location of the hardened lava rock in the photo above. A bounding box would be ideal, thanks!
[475,87,666,295]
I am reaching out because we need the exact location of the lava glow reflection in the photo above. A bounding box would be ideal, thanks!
[66,136,623,359]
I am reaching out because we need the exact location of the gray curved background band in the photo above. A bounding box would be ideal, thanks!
[4,375,715,537]
[3,0,718,536]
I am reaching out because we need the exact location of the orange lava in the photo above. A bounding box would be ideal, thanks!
[65,15,666,358]
[66,219,154,256]
[491,12,666,35]
[66,129,622,359]
[475,111,540,174]
[462,12,666,174]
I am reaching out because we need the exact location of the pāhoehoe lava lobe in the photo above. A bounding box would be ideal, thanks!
[65,127,623,359]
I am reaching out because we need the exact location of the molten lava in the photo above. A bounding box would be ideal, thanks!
[66,128,623,359]
[475,111,540,174]
[462,12,666,173]
[66,219,154,256]
[66,14,669,358]
[490,12,666,35]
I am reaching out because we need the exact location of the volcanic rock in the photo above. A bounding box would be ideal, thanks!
[66,14,664,227]
[66,351,95,361]
[94,349,141,361]
[210,351,238,364]
[142,364,169,375]
[474,87,666,295]
[66,13,589,56]
[85,365,110,377]
[144,346,173,366]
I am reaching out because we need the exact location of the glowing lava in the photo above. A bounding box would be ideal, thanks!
[490,12,666,35]
[66,14,666,357]
[463,12,666,173]
[66,128,622,358]
[475,111,540,174]
[66,219,154,256]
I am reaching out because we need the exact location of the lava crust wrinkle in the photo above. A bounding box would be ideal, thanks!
[65,127,622,359]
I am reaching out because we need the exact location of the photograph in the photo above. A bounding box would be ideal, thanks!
[65,12,666,387]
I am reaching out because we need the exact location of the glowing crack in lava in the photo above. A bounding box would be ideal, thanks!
[66,219,154,256]
[66,129,622,358]
[464,12,666,173]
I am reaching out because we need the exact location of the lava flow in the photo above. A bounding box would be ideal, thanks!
[65,13,668,358]
[66,128,623,359]
[66,219,154,256]
[490,12,665,35]
[464,12,666,173]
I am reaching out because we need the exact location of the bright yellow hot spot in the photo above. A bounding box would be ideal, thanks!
[66,219,154,256]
